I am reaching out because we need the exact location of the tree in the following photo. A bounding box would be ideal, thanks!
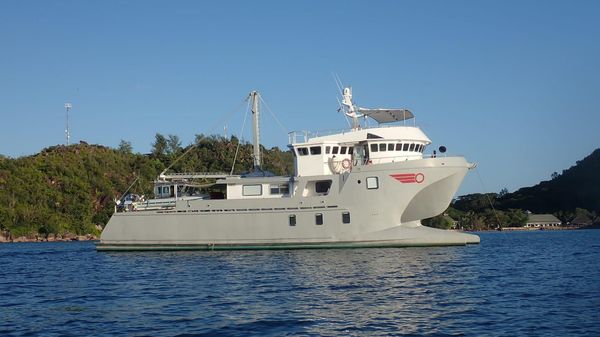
[151,133,168,157]
[498,188,508,198]
[117,140,133,154]
[167,134,182,155]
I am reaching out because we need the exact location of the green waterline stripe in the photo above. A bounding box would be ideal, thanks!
[96,241,472,251]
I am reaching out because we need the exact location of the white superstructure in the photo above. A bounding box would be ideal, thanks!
[97,87,479,251]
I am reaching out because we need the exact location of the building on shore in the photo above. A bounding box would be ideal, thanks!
[524,212,562,228]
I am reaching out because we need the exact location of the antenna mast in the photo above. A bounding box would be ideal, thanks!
[341,87,360,130]
[250,91,261,169]
[64,102,72,145]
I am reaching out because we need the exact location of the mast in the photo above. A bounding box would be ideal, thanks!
[250,91,261,169]
[342,87,360,130]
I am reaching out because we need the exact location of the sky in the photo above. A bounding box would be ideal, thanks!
[1,0,599,195]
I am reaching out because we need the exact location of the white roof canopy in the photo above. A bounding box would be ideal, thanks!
[357,108,414,123]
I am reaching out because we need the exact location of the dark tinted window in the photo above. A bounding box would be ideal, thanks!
[315,180,332,193]
[316,213,323,225]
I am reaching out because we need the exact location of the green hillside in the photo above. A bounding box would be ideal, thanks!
[0,134,293,238]
[499,148,600,214]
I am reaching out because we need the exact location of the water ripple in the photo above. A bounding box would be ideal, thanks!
[1,231,600,336]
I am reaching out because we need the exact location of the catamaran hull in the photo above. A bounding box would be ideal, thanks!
[97,157,480,251]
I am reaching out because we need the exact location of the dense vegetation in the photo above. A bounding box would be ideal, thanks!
[424,148,600,230]
[0,134,293,238]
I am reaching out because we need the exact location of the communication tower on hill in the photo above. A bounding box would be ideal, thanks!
[64,102,72,145]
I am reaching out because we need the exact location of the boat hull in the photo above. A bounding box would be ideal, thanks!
[97,157,480,251]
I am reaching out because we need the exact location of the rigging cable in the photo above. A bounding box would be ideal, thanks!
[230,99,251,175]
[475,168,504,229]
[160,98,248,176]
[259,95,289,137]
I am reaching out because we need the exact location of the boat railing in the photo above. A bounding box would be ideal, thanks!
[159,172,237,180]
[288,123,419,144]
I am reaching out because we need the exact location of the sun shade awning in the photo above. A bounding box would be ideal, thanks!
[357,108,414,123]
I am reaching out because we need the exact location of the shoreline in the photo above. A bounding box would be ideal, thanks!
[0,234,98,244]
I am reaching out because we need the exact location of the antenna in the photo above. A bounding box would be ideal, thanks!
[64,102,72,145]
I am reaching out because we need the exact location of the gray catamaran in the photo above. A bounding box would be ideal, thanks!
[97,88,479,251]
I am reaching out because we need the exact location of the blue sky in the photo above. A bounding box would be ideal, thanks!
[1,0,599,195]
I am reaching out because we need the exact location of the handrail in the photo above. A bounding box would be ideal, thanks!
[288,124,421,144]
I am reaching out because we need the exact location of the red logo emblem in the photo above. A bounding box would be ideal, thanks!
[390,173,425,184]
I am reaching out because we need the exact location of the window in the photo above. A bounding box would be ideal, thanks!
[298,147,308,156]
[332,146,339,154]
[289,214,296,226]
[242,184,262,196]
[388,143,394,151]
[379,143,386,151]
[315,213,323,225]
[409,143,416,151]
[342,212,351,224]
[340,146,347,155]
[370,144,378,152]
[366,177,379,189]
[403,143,409,151]
[396,143,402,151]
[315,180,332,194]
[325,146,331,154]
[310,146,321,155]
[270,184,290,195]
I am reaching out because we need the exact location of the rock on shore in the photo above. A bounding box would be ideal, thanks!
[0,232,98,243]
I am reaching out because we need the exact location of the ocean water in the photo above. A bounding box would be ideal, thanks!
[1,230,599,337]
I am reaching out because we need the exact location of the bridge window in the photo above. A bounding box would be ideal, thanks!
[342,212,351,224]
[370,144,378,152]
[298,147,308,156]
[340,146,347,154]
[315,213,323,225]
[403,143,409,151]
[310,146,321,155]
[388,143,394,151]
[242,184,262,196]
